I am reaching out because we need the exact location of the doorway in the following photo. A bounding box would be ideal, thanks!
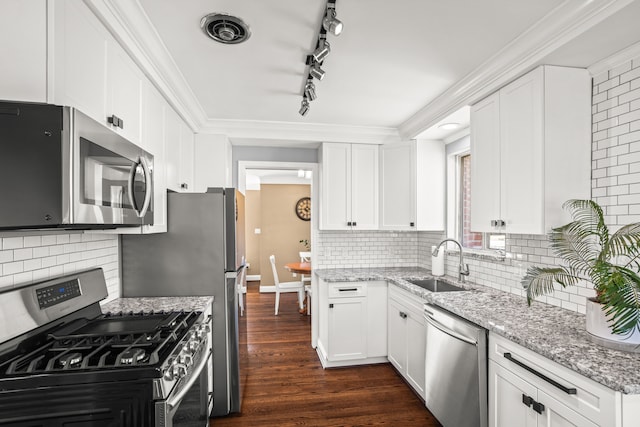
[238,161,317,294]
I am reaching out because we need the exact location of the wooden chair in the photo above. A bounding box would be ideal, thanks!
[299,251,312,315]
[237,257,247,316]
[269,255,304,315]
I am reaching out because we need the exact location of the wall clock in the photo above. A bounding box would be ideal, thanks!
[295,197,311,221]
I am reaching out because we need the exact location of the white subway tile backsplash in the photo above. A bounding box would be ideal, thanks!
[0,232,120,300]
[2,237,23,250]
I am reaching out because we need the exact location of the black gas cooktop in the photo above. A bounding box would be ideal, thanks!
[0,310,199,379]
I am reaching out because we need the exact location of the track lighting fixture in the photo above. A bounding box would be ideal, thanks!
[323,9,343,36]
[305,80,317,101]
[297,0,343,116]
[312,39,331,62]
[309,64,325,81]
[299,97,310,116]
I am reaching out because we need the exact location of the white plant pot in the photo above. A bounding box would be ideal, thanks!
[585,298,640,350]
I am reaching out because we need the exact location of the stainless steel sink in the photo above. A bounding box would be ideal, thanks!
[408,278,465,292]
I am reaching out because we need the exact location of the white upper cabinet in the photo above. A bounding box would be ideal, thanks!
[380,140,445,231]
[470,65,591,235]
[164,108,194,192]
[0,0,47,102]
[141,82,167,234]
[52,0,107,122]
[320,143,379,230]
[106,41,143,145]
[179,121,195,191]
[52,0,143,143]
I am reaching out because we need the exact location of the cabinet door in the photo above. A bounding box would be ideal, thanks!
[367,282,387,358]
[351,144,379,230]
[489,360,537,427]
[106,41,142,145]
[387,298,407,372]
[0,0,47,102]
[537,390,598,427]
[164,107,182,192]
[380,142,415,230]
[141,83,167,234]
[327,298,367,361]
[53,0,107,122]
[320,143,351,230]
[179,121,194,191]
[405,308,426,399]
[470,92,501,233]
[499,67,544,234]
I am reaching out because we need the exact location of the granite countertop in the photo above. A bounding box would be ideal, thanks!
[315,267,640,394]
[101,296,213,314]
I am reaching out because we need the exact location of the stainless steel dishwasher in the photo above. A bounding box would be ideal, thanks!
[424,304,487,427]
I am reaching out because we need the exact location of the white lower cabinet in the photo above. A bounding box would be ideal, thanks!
[327,297,368,361]
[489,333,617,427]
[387,284,426,399]
[317,280,387,368]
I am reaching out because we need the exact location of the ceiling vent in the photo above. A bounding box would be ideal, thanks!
[201,13,251,45]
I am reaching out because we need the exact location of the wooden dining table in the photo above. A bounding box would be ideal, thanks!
[284,262,311,275]
[284,262,312,315]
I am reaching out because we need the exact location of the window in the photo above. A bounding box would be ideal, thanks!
[447,143,505,252]
[459,154,483,249]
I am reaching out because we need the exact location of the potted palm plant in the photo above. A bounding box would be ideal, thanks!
[522,199,640,347]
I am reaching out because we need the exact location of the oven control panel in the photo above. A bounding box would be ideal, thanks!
[36,279,82,309]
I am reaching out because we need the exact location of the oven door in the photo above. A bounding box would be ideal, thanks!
[158,350,213,427]
[71,109,153,227]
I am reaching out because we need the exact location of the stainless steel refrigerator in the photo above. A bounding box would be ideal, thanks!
[121,188,246,417]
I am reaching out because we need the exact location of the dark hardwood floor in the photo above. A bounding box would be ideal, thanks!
[211,282,441,426]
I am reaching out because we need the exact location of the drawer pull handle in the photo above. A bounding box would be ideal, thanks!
[504,352,577,395]
[338,288,358,292]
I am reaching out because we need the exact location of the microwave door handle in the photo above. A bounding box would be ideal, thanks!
[138,157,152,218]
[127,162,138,214]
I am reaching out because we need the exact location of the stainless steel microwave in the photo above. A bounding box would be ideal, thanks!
[0,101,153,230]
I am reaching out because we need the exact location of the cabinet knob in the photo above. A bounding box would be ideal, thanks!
[352,221,357,226]
[347,221,352,226]
[409,222,415,227]
[180,183,188,190]
[329,303,334,308]
[399,312,407,319]
[522,394,533,407]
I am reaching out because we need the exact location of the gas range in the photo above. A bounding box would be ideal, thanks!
[0,268,212,426]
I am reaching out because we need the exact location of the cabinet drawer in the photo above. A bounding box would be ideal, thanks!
[489,333,617,426]
[388,283,425,314]
[328,282,367,298]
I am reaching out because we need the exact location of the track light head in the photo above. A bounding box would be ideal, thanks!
[312,40,331,62]
[323,9,343,36]
[305,80,317,101]
[309,64,325,81]
[299,97,310,116]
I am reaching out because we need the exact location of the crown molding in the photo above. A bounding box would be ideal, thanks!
[588,40,640,76]
[398,0,634,140]
[200,118,400,145]
[85,0,208,131]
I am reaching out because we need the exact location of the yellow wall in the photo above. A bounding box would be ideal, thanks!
[245,184,310,285]
[245,190,262,276]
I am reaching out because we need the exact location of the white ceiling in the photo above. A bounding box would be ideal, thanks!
[132,0,640,144]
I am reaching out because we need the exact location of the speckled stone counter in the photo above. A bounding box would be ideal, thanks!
[315,267,640,394]
[101,296,213,314]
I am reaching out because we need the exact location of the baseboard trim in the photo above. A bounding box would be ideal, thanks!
[247,274,260,281]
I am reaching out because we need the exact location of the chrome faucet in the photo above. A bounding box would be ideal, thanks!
[432,239,470,282]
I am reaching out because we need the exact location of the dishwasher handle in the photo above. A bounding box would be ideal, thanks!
[424,311,478,346]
